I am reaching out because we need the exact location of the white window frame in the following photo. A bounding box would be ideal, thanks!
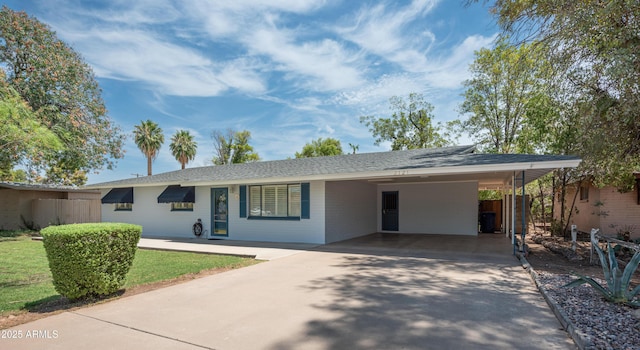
[115,202,132,211]
[249,184,301,217]
[171,202,194,211]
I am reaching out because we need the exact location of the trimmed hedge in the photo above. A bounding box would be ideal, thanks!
[41,223,142,300]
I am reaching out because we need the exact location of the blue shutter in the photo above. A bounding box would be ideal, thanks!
[239,185,247,218]
[301,182,310,219]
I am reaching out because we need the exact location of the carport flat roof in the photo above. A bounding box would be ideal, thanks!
[86,145,580,189]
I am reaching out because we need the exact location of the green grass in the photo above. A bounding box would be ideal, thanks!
[0,235,257,314]
[124,249,256,287]
[0,236,56,314]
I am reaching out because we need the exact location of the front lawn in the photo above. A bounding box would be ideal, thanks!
[0,235,257,315]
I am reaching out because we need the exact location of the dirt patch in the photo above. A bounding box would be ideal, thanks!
[0,266,235,330]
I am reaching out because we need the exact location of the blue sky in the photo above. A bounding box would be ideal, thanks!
[4,0,498,184]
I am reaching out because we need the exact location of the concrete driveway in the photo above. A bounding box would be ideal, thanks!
[2,234,575,349]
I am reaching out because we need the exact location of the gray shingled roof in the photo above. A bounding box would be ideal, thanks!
[86,145,581,189]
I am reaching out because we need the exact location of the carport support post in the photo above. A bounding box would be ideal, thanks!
[512,173,516,255]
[502,182,511,238]
[503,183,509,238]
[521,170,526,254]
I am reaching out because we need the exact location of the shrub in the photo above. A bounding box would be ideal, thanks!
[41,223,142,300]
[565,241,640,306]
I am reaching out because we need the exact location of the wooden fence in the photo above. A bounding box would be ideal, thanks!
[32,199,101,229]
[590,228,640,264]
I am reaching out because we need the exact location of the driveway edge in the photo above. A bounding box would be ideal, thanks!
[516,253,595,350]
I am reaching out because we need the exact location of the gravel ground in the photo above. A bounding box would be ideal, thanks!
[536,272,640,350]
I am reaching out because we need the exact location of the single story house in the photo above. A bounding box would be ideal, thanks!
[555,174,640,240]
[0,181,101,230]
[86,146,581,244]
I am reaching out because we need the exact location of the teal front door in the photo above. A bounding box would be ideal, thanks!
[211,188,228,237]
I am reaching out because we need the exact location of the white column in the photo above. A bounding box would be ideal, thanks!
[503,183,509,237]
[511,173,516,250]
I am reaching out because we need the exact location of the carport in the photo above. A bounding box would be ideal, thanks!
[325,153,580,254]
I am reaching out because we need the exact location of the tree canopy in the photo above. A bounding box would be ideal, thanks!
[212,129,260,165]
[0,72,62,180]
[455,39,547,154]
[0,6,124,185]
[295,138,343,158]
[169,130,197,170]
[360,93,449,150]
[481,0,640,189]
[134,120,164,176]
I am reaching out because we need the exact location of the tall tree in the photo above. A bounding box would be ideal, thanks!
[0,72,62,180]
[455,38,545,154]
[360,93,449,150]
[295,138,343,158]
[212,129,259,165]
[481,0,640,189]
[169,130,197,170]
[0,6,124,185]
[134,120,164,176]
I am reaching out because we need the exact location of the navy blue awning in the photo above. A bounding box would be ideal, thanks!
[101,187,134,204]
[157,185,195,203]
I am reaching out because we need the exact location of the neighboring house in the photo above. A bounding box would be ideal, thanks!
[555,174,640,240]
[0,182,101,230]
[87,146,580,244]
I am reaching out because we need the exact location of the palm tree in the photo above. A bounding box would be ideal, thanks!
[133,120,164,176]
[170,130,197,169]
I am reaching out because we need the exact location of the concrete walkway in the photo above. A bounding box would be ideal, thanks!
[137,237,319,260]
[2,234,576,349]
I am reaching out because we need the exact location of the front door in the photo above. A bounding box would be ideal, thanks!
[382,191,399,231]
[211,188,228,237]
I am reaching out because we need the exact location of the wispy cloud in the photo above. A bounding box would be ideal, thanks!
[336,0,439,72]
[44,2,265,97]
[421,34,497,89]
[185,0,328,38]
[245,26,364,90]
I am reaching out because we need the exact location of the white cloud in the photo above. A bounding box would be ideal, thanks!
[216,58,267,94]
[334,73,428,109]
[336,0,439,72]
[421,34,497,89]
[186,0,328,38]
[44,0,362,97]
[245,27,364,90]
[71,29,228,96]
[44,2,268,97]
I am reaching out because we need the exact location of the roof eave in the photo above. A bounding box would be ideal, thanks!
[186,158,582,186]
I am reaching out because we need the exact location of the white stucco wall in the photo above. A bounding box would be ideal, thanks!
[102,182,325,243]
[101,186,210,239]
[324,180,377,243]
[100,179,480,242]
[227,181,326,244]
[377,181,478,236]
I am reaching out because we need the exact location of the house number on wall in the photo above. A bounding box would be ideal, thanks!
[393,170,410,176]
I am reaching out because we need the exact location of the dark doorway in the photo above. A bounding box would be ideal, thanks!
[382,191,399,231]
